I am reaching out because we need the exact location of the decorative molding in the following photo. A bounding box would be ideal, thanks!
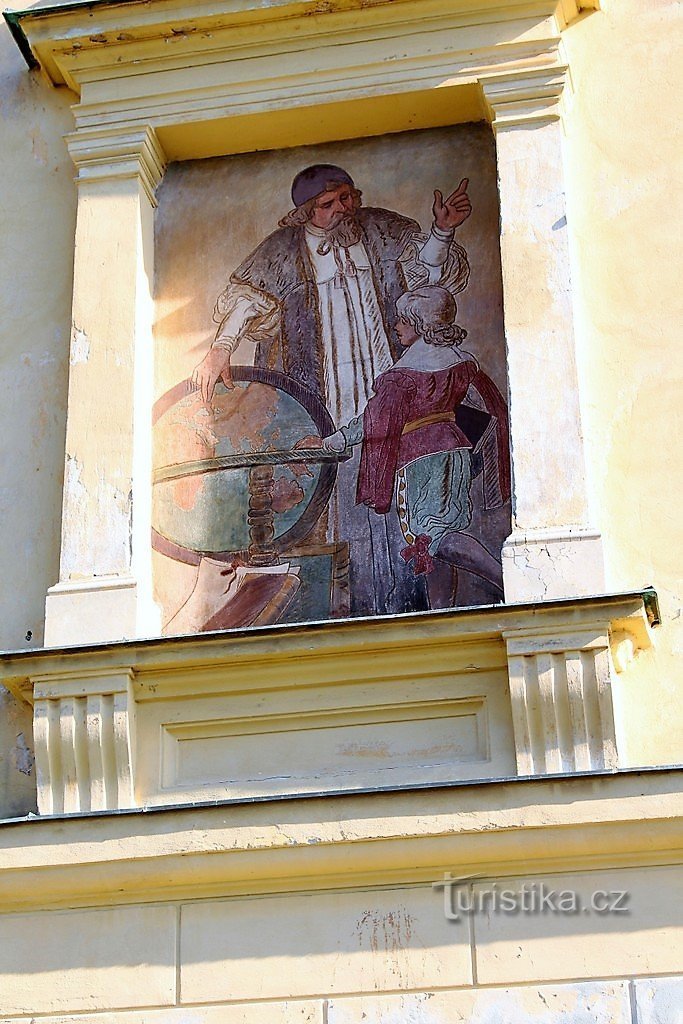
[7,0,585,88]
[157,695,491,801]
[503,596,654,775]
[0,768,677,913]
[2,593,656,814]
[45,575,138,598]
[480,66,569,130]
[66,125,167,206]
[4,0,592,161]
[504,626,616,774]
[32,671,135,815]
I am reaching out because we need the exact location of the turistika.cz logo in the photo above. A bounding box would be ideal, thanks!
[432,874,631,921]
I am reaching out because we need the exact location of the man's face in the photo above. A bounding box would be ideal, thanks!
[310,184,356,230]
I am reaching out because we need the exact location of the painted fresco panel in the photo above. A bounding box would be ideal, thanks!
[153,125,510,633]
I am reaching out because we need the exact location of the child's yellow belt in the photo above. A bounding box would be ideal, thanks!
[401,411,456,435]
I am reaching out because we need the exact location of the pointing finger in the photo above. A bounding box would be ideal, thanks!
[446,178,470,203]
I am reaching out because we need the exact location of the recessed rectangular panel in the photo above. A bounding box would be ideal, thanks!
[162,698,486,795]
[180,884,472,1002]
[153,123,510,636]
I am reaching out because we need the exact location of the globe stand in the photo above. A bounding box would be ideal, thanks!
[153,446,350,565]
[247,464,278,567]
[152,368,352,631]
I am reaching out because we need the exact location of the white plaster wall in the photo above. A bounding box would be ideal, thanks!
[563,0,683,767]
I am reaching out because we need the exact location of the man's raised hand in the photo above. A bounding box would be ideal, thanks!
[432,178,472,232]
[190,347,234,403]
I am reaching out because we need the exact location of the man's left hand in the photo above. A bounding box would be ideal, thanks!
[433,178,472,231]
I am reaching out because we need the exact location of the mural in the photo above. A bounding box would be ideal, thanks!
[153,126,510,634]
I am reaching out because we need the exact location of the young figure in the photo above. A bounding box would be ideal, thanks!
[324,285,510,607]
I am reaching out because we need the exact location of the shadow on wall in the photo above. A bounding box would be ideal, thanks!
[0,686,37,818]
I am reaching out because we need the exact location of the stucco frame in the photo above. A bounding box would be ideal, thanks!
[8,0,604,645]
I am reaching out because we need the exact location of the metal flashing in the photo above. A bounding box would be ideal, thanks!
[2,10,38,68]
[0,587,660,663]
[0,763,680,830]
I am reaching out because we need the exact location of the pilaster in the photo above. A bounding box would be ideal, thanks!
[66,125,166,207]
[504,625,616,774]
[503,599,653,775]
[44,127,166,646]
[481,69,606,601]
[3,594,656,814]
[33,670,136,814]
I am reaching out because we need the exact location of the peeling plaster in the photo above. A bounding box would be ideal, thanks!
[70,323,90,364]
[328,982,632,1023]
[64,452,87,509]
[61,455,132,579]
[9,733,34,777]
[61,453,88,577]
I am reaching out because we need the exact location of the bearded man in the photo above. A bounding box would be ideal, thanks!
[192,164,472,425]
[191,164,473,616]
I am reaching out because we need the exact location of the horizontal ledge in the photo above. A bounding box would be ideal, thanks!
[0,588,658,704]
[0,767,678,911]
[5,0,571,74]
[1,763,678,830]
[0,588,660,663]
[46,575,137,596]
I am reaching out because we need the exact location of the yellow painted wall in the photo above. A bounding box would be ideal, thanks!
[0,769,680,1016]
[0,18,75,653]
[0,859,679,1016]
[0,4,679,1017]
[0,0,680,798]
[562,0,683,766]
[0,14,76,814]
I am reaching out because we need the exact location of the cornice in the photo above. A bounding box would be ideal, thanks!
[3,0,598,159]
[6,592,656,816]
[0,590,656,705]
[5,0,598,84]
[481,65,569,129]
[0,768,676,912]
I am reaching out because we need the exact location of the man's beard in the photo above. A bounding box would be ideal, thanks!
[325,213,362,248]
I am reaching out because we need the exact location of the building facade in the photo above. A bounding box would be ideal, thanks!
[0,0,681,1020]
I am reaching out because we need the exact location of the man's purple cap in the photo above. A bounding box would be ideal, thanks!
[291,164,354,207]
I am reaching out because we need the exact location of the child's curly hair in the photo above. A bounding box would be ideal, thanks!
[396,285,468,347]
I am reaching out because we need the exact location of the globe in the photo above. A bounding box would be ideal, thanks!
[152,366,338,564]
